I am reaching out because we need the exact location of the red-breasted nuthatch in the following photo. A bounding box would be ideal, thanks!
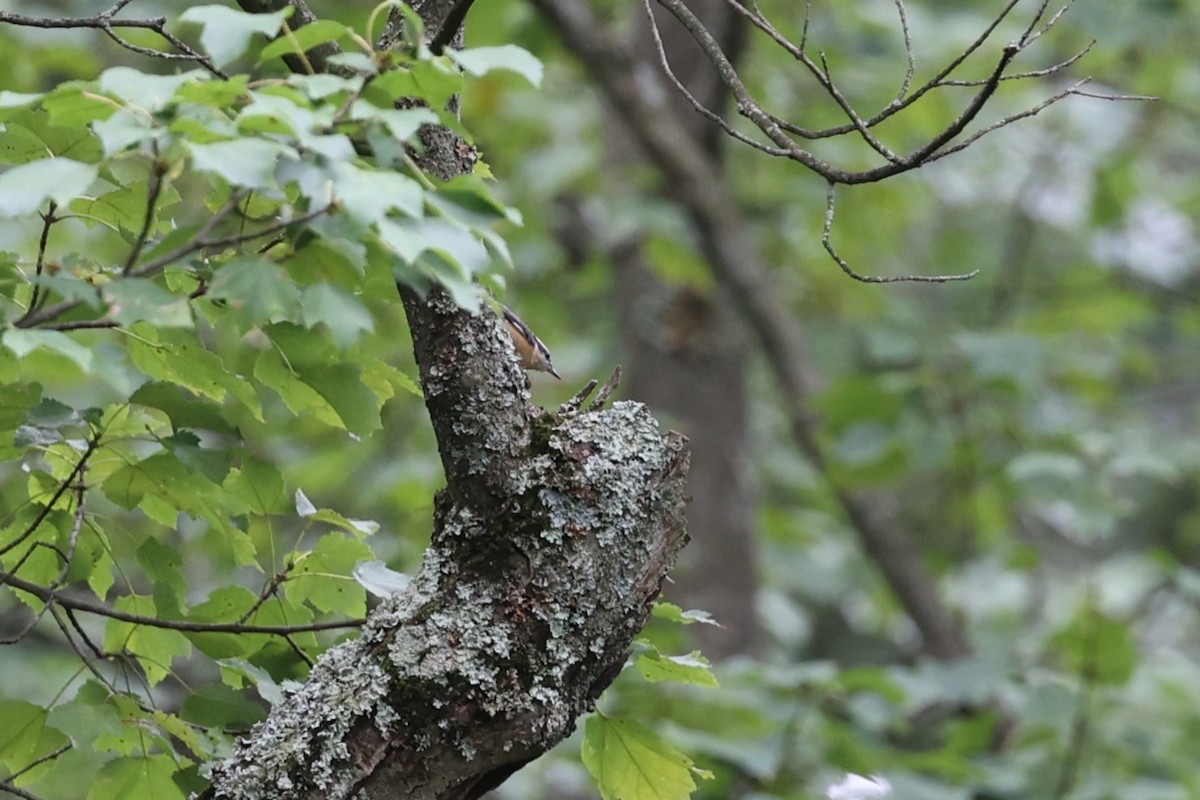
[502,305,561,379]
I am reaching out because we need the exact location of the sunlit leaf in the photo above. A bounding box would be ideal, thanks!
[583,715,706,800]
[450,45,543,86]
[0,157,97,217]
[180,5,290,68]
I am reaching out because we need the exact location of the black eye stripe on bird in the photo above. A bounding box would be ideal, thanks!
[502,306,561,379]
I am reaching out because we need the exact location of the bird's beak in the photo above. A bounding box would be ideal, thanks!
[549,365,562,380]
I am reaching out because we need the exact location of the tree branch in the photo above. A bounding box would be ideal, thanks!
[1,572,365,634]
[0,2,225,77]
[529,0,968,659]
[196,3,694,798]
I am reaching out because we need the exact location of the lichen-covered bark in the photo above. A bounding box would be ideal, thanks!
[205,312,689,798]
[205,3,692,796]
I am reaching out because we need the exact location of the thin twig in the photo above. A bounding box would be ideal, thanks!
[3,571,365,634]
[4,743,72,783]
[121,153,166,275]
[0,779,45,800]
[940,41,1095,85]
[822,183,979,283]
[923,80,1090,164]
[560,380,598,415]
[237,567,293,624]
[430,0,478,54]
[588,366,623,411]
[41,319,121,331]
[892,0,916,100]
[0,3,226,78]
[15,203,58,327]
[0,436,100,561]
[639,0,791,157]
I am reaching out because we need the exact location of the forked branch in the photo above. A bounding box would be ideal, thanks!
[643,0,1145,281]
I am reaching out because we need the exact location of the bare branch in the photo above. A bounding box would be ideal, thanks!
[0,779,46,800]
[430,0,478,54]
[2,571,366,634]
[650,0,1085,188]
[940,41,1095,86]
[893,0,916,100]
[0,2,226,77]
[639,0,792,157]
[40,319,121,332]
[4,744,72,784]
[121,151,166,275]
[923,79,1090,164]
[14,202,58,327]
[0,437,99,562]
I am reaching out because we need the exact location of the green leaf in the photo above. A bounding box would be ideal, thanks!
[0,107,103,165]
[332,162,424,222]
[186,587,259,659]
[104,595,193,686]
[180,5,291,68]
[137,536,188,619]
[89,754,186,800]
[125,323,262,418]
[103,278,192,327]
[258,19,350,63]
[450,45,544,86]
[254,323,383,432]
[583,715,704,800]
[0,157,97,217]
[636,649,719,688]
[812,375,903,432]
[300,284,374,347]
[3,329,93,372]
[0,91,42,114]
[285,533,373,616]
[98,67,205,113]
[350,102,437,145]
[224,457,289,515]
[297,364,385,434]
[0,701,68,775]
[189,139,296,188]
[310,509,379,537]
[0,382,42,431]
[288,74,358,100]
[72,179,181,236]
[218,658,284,706]
[92,111,156,156]
[41,87,118,127]
[180,681,266,729]
[46,681,124,751]
[208,255,303,328]
[253,348,344,428]
[651,603,720,627]
[175,74,251,107]
[326,52,378,74]
[129,382,239,436]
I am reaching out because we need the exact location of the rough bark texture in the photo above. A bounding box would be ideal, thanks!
[204,2,693,798]
[205,293,689,798]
